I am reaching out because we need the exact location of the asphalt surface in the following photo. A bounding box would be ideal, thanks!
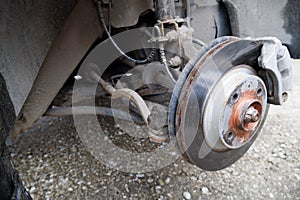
[11,60,300,200]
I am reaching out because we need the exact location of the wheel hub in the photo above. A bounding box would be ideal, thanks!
[203,66,268,151]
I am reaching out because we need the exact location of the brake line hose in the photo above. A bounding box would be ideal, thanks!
[94,0,156,65]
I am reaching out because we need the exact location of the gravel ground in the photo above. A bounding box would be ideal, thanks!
[11,60,300,200]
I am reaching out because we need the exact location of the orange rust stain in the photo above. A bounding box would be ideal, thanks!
[228,90,263,142]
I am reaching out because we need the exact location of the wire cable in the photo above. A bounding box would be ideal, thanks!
[95,0,156,65]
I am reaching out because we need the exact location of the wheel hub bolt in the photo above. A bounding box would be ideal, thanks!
[244,106,260,123]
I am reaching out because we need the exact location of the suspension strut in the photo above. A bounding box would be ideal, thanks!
[154,0,176,20]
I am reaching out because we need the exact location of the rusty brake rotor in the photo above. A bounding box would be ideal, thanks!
[169,37,270,171]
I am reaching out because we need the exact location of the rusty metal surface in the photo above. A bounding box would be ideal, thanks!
[228,90,262,143]
[112,88,151,124]
[168,36,239,136]
[154,0,176,20]
[173,34,293,170]
[211,68,267,150]
[172,38,274,171]
[11,0,102,137]
[201,66,268,151]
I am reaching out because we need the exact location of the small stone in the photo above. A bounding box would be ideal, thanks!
[279,152,287,159]
[136,173,144,178]
[182,167,189,173]
[269,193,274,198]
[280,143,286,148]
[202,186,209,194]
[155,186,162,190]
[117,131,124,135]
[158,179,164,186]
[167,193,172,198]
[29,187,36,193]
[198,175,203,182]
[190,176,197,181]
[232,170,239,176]
[147,178,154,183]
[165,177,171,184]
[223,172,230,179]
[183,191,191,199]
[125,184,130,193]
[67,187,73,192]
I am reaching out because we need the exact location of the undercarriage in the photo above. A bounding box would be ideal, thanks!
[44,0,293,171]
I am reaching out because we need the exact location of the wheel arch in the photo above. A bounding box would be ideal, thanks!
[223,0,300,58]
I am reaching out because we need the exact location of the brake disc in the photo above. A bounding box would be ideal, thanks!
[170,38,271,171]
